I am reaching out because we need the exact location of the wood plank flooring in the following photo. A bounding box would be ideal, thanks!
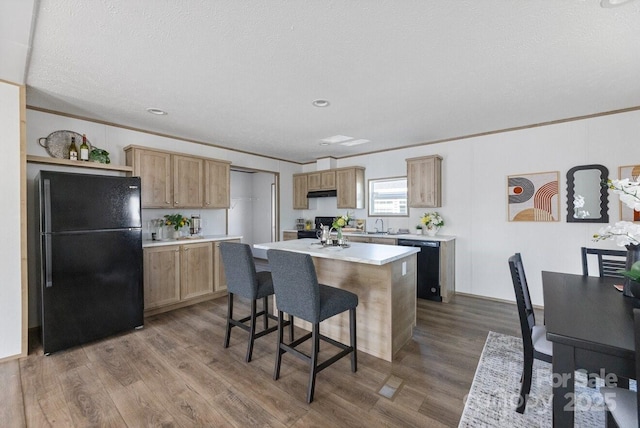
[2,285,528,427]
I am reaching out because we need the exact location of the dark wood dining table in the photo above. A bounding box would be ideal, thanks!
[542,271,639,427]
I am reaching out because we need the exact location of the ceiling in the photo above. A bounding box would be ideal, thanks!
[5,1,640,164]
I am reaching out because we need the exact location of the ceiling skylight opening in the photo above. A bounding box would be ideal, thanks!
[312,99,330,108]
[340,139,370,147]
[146,107,168,115]
[320,135,353,144]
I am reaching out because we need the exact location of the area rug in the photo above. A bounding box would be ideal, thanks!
[459,331,606,427]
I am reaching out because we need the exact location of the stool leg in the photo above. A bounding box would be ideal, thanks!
[273,310,285,380]
[224,293,234,348]
[263,296,269,330]
[307,323,320,403]
[246,299,258,363]
[350,307,357,373]
[289,314,294,342]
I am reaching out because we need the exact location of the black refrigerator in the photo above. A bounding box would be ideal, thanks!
[37,171,144,354]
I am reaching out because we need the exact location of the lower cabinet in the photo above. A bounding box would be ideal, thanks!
[347,235,396,245]
[143,239,238,315]
[283,231,298,241]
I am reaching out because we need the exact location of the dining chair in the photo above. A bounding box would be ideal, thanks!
[581,247,627,279]
[267,249,358,403]
[219,242,292,363]
[508,253,553,414]
[600,308,640,427]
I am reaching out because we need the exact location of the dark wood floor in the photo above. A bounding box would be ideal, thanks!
[1,285,527,427]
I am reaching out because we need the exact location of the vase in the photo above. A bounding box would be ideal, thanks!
[425,226,439,237]
[172,229,181,239]
[623,244,640,297]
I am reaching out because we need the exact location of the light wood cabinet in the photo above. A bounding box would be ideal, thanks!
[283,231,298,241]
[143,245,181,310]
[173,155,204,208]
[407,155,442,208]
[213,239,241,292]
[293,173,309,210]
[308,171,336,191]
[204,159,230,208]
[125,145,230,209]
[347,235,396,245]
[181,242,214,300]
[336,167,365,209]
[126,147,172,208]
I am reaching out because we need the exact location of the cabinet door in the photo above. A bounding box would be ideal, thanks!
[181,242,214,300]
[293,174,309,209]
[370,237,396,245]
[173,155,204,207]
[214,239,241,291]
[407,156,442,208]
[307,172,322,191]
[204,159,230,208]
[132,149,172,208]
[337,168,365,209]
[283,231,298,241]
[143,245,181,309]
[348,235,370,243]
[321,171,336,189]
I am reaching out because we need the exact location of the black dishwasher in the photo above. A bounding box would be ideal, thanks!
[397,239,441,301]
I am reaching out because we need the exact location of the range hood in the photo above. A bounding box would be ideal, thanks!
[307,190,337,198]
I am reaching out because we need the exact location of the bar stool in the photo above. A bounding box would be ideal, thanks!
[267,249,358,403]
[219,242,292,362]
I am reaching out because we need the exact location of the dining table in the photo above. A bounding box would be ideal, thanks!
[542,271,639,427]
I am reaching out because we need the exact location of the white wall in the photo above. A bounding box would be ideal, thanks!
[228,170,255,243]
[299,110,640,306]
[25,108,640,315]
[0,81,24,359]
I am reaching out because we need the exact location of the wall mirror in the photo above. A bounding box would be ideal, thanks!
[566,164,609,223]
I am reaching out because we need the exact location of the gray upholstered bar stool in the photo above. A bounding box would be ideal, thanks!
[219,242,292,363]
[267,249,358,403]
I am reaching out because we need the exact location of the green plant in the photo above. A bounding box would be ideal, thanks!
[620,260,640,282]
[164,214,190,231]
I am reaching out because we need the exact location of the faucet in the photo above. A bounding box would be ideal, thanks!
[375,218,384,234]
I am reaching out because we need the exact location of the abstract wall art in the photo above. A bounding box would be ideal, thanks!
[619,164,640,222]
[507,171,559,222]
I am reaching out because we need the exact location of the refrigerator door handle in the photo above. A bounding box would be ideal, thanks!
[44,234,53,288]
[42,179,52,233]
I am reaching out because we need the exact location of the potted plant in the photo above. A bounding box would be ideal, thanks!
[164,214,190,238]
[420,212,444,236]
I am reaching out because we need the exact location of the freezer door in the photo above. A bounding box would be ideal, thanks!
[41,229,143,354]
[39,171,142,232]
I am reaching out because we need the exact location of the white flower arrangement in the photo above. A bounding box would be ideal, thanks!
[420,212,444,228]
[332,212,352,229]
[607,178,640,211]
[594,221,640,247]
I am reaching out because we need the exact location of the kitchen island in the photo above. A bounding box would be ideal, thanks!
[254,239,419,362]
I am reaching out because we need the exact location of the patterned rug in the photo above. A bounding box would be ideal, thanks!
[459,331,606,427]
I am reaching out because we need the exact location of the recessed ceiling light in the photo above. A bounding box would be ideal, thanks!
[312,99,330,108]
[319,142,330,146]
[601,0,635,6]
[340,139,370,147]
[146,107,168,115]
[321,135,353,144]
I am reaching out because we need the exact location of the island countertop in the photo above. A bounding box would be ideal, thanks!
[142,234,243,248]
[254,238,419,266]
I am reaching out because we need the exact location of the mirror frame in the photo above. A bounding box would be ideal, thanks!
[566,164,609,223]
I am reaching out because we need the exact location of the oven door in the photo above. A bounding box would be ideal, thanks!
[297,230,318,239]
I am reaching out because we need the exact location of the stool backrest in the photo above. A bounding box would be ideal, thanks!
[219,242,259,298]
[267,249,320,322]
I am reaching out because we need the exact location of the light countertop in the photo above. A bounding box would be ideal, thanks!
[282,230,455,242]
[254,238,419,266]
[142,234,243,248]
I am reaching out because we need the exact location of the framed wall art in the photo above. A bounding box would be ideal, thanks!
[619,164,640,222]
[507,171,559,222]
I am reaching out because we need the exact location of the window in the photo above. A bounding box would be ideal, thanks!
[368,177,408,216]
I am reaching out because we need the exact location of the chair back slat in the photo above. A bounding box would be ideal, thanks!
[508,253,535,352]
[581,247,627,279]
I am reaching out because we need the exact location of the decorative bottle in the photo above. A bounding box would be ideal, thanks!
[80,134,89,161]
[68,137,78,160]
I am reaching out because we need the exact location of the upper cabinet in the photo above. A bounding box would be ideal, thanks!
[407,155,442,208]
[293,173,309,210]
[336,167,365,209]
[125,145,230,209]
[308,170,336,191]
[173,155,204,208]
[204,159,230,208]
